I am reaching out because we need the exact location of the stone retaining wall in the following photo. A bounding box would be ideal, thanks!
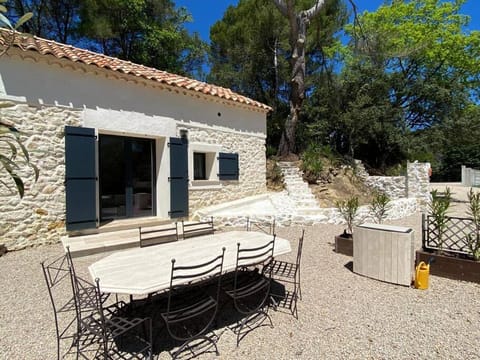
[356,160,430,204]
[197,196,418,229]
[0,102,82,250]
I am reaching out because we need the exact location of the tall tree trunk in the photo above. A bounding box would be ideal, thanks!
[272,0,326,157]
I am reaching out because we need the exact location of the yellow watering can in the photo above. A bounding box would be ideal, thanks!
[415,261,430,290]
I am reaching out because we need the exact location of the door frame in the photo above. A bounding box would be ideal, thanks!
[98,133,157,221]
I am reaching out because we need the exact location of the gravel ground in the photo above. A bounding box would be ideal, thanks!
[1,213,479,359]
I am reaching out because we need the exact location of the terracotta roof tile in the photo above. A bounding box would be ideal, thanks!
[0,30,272,112]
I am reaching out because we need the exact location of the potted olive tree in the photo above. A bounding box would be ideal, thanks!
[334,196,359,256]
[369,191,391,224]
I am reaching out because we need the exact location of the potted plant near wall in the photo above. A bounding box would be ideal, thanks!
[334,196,359,256]
[369,191,391,224]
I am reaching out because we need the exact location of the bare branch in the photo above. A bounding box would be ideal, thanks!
[303,0,326,20]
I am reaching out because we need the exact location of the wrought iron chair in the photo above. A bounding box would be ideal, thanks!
[181,217,215,239]
[160,248,225,359]
[245,217,276,235]
[139,222,179,247]
[70,270,153,359]
[41,247,112,359]
[41,252,78,360]
[266,229,304,319]
[223,236,276,346]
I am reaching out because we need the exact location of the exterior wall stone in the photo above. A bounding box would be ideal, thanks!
[407,161,431,206]
[355,160,430,203]
[0,102,82,250]
[187,126,266,214]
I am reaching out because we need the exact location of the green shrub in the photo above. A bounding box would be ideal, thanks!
[369,192,391,224]
[266,145,277,158]
[429,188,452,252]
[467,188,480,261]
[300,144,323,183]
[335,196,359,235]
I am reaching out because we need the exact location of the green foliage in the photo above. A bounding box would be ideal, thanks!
[0,112,39,198]
[429,187,452,252]
[0,5,36,198]
[7,0,207,78]
[335,196,359,235]
[6,0,75,43]
[300,143,323,184]
[369,191,390,224]
[304,0,480,173]
[466,188,480,261]
[78,0,208,77]
[266,159,284,189]
[209,0,347,151]
[0,1,32,30]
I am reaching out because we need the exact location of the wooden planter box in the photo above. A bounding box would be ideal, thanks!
[335,235,353,256]
[0,244,6,257]
[354,224,414,286]
[416,249,480,284]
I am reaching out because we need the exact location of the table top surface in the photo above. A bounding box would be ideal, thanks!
[89,231,291,295]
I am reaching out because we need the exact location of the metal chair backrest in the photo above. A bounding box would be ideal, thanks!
[246,217,275,235]
[181,217,215,239]
[139,223,179,247]
[41,252,77,360]
[167,247,225,303]
[231,235,276,315]
[236,235,276,270]
[296,229,305,269]
[165,248,225,341]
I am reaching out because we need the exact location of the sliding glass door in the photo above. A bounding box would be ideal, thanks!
[99,135,155,221]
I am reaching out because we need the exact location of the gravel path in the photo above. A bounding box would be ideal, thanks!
[1,213,479,359]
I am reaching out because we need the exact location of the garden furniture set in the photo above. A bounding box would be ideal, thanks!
[41,219,305,359]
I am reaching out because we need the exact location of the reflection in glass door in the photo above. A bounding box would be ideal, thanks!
[99,135,155,221]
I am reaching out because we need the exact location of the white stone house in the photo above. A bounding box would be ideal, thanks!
[0,31,271,250]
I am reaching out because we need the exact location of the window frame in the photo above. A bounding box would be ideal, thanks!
[188,142,222,189]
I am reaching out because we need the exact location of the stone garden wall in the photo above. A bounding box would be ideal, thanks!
[0,102,82,250]
[356,160,430,204]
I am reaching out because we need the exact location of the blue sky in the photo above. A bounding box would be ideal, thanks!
[175,0,479,42]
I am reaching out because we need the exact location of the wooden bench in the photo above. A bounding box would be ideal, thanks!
[181,217,215,239]
[139,223,179,247]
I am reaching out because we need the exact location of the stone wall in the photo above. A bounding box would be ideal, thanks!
[406,161,431,205]
[187,126,266,214]
[355,160,430,203]
[0,102,82,250]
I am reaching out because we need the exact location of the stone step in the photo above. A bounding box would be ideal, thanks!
[63,220,178,258]
[62,229,139,258]
[286,184,311,190]
[296,207,321,215]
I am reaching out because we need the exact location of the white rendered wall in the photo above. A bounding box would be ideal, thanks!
[0,53,267,136]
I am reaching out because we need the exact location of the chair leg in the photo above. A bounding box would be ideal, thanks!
[297,271,302,300]
[235,307,273,347]
[171,335,219,359]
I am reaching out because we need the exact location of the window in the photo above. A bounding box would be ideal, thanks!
[189,142,222,189]
[193,152,206,180]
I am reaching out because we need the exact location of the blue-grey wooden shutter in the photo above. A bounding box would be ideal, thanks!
[218,152,239,180]
[169,137,188,218]
[65,126,97,231]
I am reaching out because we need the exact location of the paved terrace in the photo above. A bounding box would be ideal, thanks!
[1,213,479,359]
